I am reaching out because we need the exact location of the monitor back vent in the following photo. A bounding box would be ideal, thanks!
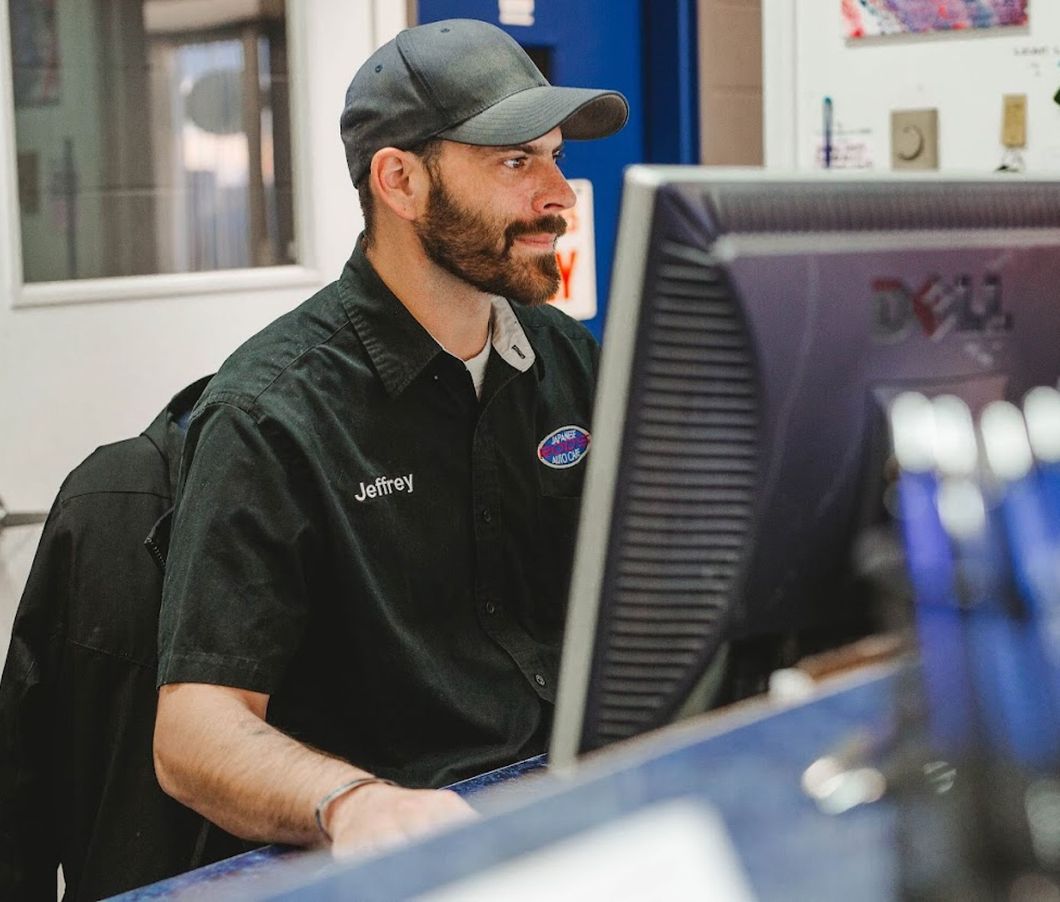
[588,239,759,747]
[707,182,1060,234]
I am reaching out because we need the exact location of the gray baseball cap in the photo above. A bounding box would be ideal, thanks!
[340,19,629,186]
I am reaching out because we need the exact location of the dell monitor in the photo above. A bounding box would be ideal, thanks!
[551,168,1060,767]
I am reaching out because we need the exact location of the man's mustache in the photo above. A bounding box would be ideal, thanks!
[503,215,568,253]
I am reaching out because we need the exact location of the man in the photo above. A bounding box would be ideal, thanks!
[153,19,628,858]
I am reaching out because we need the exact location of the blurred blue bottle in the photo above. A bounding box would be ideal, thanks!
[982,400,1060,743]
[934,396,1060,768]
[1024,386,1060,533]
[890,393,974,754]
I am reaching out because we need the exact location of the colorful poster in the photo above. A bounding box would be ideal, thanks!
[843,0,1029,40]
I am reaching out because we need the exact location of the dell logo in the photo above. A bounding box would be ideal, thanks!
[871,273,1013,344]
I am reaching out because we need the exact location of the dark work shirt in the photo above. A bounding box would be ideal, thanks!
[158,244,599,788]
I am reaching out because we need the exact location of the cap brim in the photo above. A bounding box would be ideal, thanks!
[438,85,628,146]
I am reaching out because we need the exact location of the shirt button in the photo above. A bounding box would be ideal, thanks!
[534,673,546,687]
[485,601,496,615]
[481,508,492,523]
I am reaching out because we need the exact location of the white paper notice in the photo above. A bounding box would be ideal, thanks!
[417,798,756,902]
[547,178,598,322]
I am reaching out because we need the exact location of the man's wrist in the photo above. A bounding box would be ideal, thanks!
[315,776,397,843]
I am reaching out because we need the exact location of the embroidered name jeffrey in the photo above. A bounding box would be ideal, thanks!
[354,474,414,502]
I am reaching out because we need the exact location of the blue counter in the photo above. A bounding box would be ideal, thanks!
[113,665,898,901]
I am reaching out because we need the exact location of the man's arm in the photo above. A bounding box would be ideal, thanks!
[154,683,475,856]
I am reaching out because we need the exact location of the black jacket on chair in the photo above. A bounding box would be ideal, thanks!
[0,377,245,901]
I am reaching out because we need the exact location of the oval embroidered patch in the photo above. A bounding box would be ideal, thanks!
[537,425,591,469]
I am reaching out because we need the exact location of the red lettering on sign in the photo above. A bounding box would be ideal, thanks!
[556,250,577,300]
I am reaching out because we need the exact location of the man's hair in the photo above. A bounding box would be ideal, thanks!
[357,139,444,246]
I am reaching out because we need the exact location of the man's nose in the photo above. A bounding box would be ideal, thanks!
[534,163,577,215]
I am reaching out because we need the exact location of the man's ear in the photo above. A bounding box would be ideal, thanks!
[368,147,431,223]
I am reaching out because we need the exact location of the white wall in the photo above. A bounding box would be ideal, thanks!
[0,0,408,655]
[764,1,1060,173]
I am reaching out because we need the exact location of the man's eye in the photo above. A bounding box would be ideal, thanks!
[503,157,528,169]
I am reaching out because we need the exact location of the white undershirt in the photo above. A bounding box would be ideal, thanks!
[432,296,535,399]
[463,325,492,399]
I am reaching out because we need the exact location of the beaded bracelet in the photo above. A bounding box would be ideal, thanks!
[314,776,396,843]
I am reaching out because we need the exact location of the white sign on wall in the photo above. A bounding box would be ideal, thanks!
[498,0,534,27]
[548,178,597,321]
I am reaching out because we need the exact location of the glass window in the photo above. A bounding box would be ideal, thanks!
[7,0,295,283]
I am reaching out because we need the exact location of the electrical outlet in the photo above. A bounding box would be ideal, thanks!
[891,109,939,170]
[1002,94,1027,148]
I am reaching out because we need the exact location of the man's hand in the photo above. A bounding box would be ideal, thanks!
[327,782,477,858]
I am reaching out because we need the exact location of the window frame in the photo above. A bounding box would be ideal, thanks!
[0,0,320,309]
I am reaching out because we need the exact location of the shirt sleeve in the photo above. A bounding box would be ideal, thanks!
[157,401,318,693]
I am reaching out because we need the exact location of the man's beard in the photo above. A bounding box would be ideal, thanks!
[414,171,567,306]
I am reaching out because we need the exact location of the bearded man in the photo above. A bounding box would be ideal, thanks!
[153,19,627,858]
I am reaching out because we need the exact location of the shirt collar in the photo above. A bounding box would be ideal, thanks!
[338,240,537,396]
[488,296,536,373]
[338,241,444,398]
